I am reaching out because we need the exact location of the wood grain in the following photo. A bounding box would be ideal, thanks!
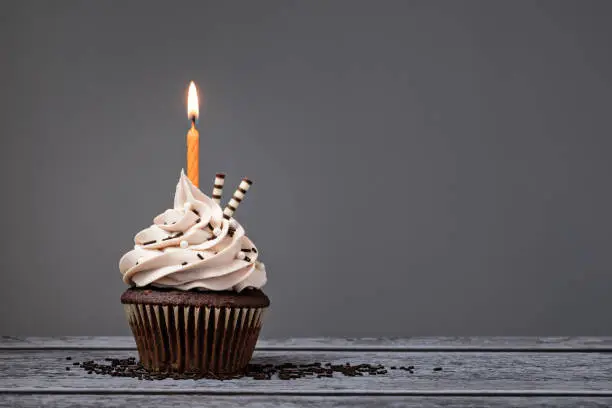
[2,337,611,407]
[1,349,611,393]
[2,395,612,408]
[2,336,612,351]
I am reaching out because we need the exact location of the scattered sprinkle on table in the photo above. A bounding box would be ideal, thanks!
[72,357,444,381]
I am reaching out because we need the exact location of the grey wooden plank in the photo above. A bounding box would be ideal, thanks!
[2,336,612,351]
[3,395,612,408]
[1,350,611,392]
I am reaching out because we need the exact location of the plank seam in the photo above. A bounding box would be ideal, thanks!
[1,346,611,353]
[1,389,612,397]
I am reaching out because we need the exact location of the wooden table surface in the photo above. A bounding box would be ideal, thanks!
[1,336,612,407]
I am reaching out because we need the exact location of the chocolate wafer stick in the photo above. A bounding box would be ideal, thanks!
[212,173,225,205]
[223,178,252,220]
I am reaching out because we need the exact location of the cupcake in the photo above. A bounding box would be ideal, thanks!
[119,170,269,376]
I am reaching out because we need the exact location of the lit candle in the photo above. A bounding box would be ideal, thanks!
[186,81,200,187]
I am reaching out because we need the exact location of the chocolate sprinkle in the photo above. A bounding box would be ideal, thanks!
[74,358,419,381]
[197,253,204,260]
[161,232,184,241]
[195,218,201,223]
[192,209,200,216]
[244,256,251,262]
[142,240,157,245]
[252,248,257,253]
[181,262,188,266]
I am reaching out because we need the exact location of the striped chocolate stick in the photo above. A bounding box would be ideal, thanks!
[223,178,253,220]
[212,173,225,205]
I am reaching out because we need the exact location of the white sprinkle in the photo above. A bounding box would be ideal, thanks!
[213,227,222,236]
[180,240,189,249]
[236,251,246,260]
[229,219,237,228]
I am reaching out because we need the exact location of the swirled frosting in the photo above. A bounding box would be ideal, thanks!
[119,171,266,292]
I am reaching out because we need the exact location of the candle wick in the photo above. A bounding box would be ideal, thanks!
[190,117,197,129]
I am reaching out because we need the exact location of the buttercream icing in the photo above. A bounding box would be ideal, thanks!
[119,171,266,292]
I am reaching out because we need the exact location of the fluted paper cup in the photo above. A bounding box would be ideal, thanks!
[121,289,269,376]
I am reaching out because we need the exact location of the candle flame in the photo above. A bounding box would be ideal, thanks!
[187,81,199,121]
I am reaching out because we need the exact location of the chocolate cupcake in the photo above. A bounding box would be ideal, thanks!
[119,171,269,376]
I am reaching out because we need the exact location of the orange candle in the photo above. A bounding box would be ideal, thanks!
[186,81,200,187]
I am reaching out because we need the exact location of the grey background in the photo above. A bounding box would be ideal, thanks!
[1,0,611,337]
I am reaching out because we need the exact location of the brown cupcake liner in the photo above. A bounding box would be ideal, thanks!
[123,303,266,374]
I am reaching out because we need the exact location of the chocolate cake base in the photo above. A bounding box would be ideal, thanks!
[121,287,270,308]
[121,287,270,375]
